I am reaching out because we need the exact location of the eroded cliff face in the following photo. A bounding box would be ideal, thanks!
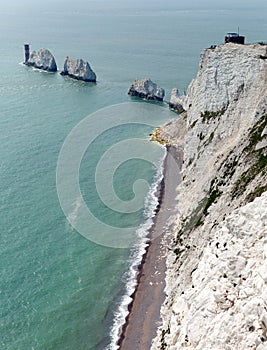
[152,43,267,349]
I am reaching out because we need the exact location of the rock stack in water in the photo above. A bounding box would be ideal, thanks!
[25,48,57,72]
[128,78,165,101]
[169,88,185,113]
[60,57,97,82]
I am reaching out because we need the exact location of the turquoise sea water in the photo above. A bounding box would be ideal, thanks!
[0,1,266,349]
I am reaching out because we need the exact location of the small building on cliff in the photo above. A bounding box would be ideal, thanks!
[225,32,245,44]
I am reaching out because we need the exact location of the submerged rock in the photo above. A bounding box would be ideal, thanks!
[128,78,165,101]
[25,48,57,72]
[60,57,96,82]
[169,88,186,112]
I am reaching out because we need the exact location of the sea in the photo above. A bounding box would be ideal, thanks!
[0,0,266,349]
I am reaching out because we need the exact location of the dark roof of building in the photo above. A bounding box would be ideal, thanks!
[226,33,239,37]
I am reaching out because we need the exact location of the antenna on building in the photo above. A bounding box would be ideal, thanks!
[24,44,30,63]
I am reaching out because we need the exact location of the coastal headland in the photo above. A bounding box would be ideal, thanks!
[120,42,267,350]
[151,43,267,349]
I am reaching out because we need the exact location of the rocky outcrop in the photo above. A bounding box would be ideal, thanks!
[151,43,267,350]
[60,57,96,82]
[156,193,267,350]
[169,88,185,112]
[25,48,57,72]
[128,78,165,101]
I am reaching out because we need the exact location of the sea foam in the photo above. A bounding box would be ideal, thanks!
[107,147,166,350]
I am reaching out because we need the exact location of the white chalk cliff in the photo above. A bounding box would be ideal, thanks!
[151,43,267,349]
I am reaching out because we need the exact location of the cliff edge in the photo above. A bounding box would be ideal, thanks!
[151,43,267,350]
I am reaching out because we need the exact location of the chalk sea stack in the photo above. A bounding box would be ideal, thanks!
[25,48,57,72]
[169,88,185,113]
[60,57,97,82]
[128,78,165,101]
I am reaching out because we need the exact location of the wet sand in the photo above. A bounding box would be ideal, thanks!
[118,146,182,350]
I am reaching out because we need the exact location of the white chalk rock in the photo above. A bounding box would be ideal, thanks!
[61,57,96,82]
[128,78,165,101]
[169,88,185,112]
[26,48,57,72]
